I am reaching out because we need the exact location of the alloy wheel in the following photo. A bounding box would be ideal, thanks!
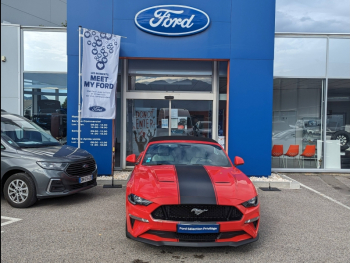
[336,135,347,146]
[8,179,29,204]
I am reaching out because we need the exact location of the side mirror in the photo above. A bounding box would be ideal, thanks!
[126,154,136,163]
[234,156,244,166]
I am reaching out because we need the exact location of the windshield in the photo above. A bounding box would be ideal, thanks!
[1,116,60,148]
[142,143,231,167]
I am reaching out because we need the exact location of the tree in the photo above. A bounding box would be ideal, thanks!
[62,97,67,109]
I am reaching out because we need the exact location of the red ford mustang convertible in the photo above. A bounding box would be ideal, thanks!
[125,136,259,247]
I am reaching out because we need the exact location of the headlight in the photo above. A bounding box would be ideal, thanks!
[37,162,68,171]
[128,194,152,206]
[242,196,259,208]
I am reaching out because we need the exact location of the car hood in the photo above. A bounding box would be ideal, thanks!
[131,165,257,205]
[18,145,93,162]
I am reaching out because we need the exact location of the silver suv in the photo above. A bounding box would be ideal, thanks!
[1,111,97,208]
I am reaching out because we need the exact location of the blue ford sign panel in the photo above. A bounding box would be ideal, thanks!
[135,5,210,36]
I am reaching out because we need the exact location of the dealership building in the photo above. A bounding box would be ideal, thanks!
[1,0,349,176]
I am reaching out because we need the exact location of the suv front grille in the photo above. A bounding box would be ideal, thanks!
[65,159,96,176]
[152,205,243,222]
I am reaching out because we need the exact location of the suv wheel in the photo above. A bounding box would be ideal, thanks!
[331,131,350,151]
[4,173,37,208]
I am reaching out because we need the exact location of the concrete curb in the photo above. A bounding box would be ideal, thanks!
[97,178,300,189]
[96,179,127,186]
[252,175,300,190]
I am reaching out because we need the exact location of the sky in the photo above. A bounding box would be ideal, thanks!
[276,0,350,33]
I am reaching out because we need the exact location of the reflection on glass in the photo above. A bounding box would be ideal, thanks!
[328,38,350,78]
[171,100,213,138]
[272,79,324,169]
[126,99,213,166]
[126,100,169,161]
[23,73,67,144]
[128,59,212,75]
[219,77,227,141]
[129,76,212,91]
[24,31,67,72]
[326,79,350,169]
[274,38,327,77]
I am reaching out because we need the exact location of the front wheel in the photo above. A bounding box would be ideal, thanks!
[4,173,37,208]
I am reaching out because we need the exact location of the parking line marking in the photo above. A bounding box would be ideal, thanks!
[282,175,350,211]
[1,216,22,227]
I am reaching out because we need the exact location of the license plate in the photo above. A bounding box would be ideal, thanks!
[79,175,93,184]
[177,224,219,234]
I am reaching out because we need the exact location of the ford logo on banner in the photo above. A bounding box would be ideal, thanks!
[135,5,210,36]
[89,106,106,112]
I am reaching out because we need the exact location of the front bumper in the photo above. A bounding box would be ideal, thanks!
[126,230,259,247]
[126,202,260,247]
[35,167,98,198]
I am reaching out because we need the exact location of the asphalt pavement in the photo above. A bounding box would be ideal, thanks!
[1,174,350,263]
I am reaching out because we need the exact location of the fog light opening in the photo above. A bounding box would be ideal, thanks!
[245,216,259,224]
[129,214,149,223]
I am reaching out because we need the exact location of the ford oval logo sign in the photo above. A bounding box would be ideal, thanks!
[135,5,210,36]
[89,106,106,112]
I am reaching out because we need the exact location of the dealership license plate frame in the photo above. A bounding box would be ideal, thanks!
[177,224,219,234]
[79,175,93,184]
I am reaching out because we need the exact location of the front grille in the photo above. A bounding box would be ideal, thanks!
[65,159,96,176]
[152,205,243,222]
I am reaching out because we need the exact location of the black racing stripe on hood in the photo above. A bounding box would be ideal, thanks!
[175,165,217,205]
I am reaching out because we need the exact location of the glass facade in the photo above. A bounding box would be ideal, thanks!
[17,29,349,172]
[272,78,324,168]
[326,79,350,169]
[23,29,67,144]
[273,35,350,171]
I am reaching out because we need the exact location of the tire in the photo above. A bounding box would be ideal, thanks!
[4,173,37,208]
[331,131,350,151]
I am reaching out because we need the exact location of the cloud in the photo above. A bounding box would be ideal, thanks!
[276,0,350,33]
[23,31,67,72]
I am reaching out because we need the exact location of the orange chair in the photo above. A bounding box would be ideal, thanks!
[283,145,300,168]
[299,145,317,168]
[272,145,284,167]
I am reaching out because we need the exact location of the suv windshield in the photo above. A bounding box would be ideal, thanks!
[1,116,60,148]
[142,143,231,167]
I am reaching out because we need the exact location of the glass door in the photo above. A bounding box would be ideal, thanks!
[122,60,219,169]
[170,100,213,138]
[126,99,169,163]
[125,99,213,165]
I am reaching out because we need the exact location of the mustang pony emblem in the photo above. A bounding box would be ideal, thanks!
[191,208,208,215]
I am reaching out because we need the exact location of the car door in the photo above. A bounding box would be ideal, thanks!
[1,139,19,178]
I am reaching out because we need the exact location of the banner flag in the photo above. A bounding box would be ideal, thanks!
[81,28,121,119]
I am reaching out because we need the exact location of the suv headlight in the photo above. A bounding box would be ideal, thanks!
[37,162,68,171]
[128,194,152,206]
[242,196,259,208]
